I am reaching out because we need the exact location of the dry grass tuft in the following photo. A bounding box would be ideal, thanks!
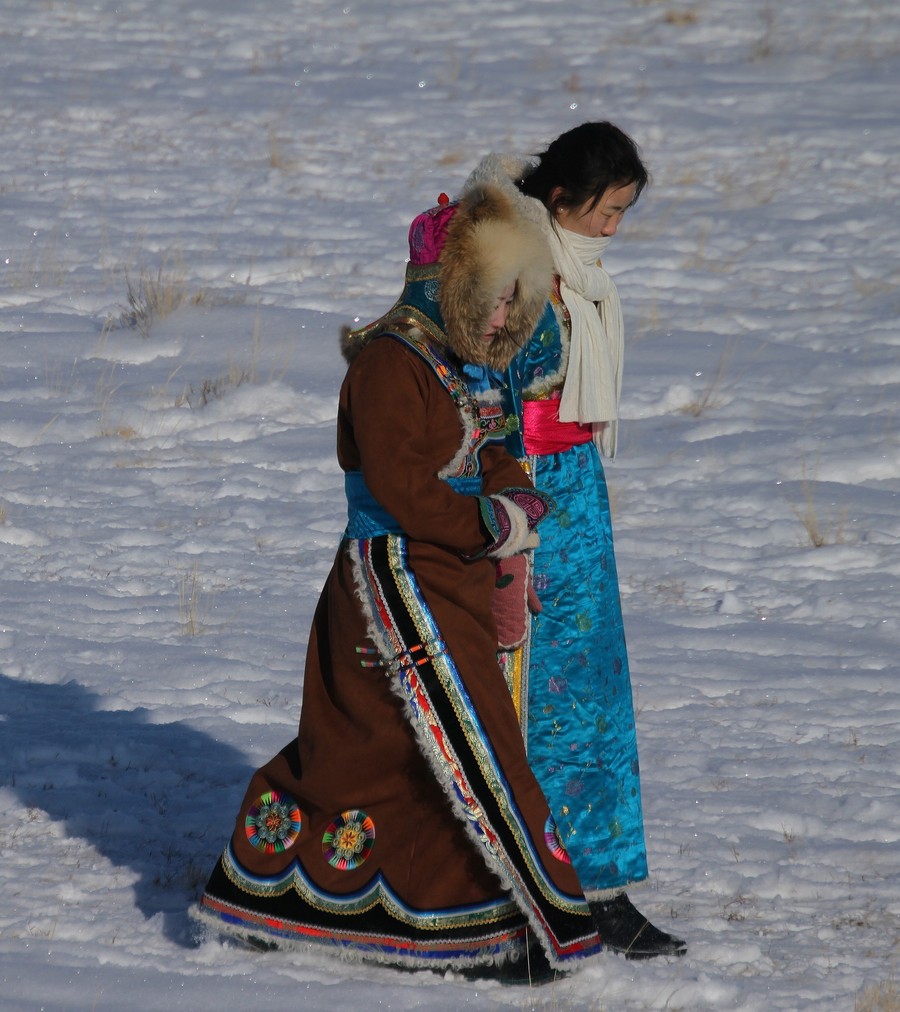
[101,424,139,440]
[124,264,186,336]
[115,259,205,338]
[267,130,291,170]
[664,9,699,26]
[177,361,257,409]
[790,465,848,548]
[680,339,738,417]
[436,150,467,167]
[176,311,266,409]
[179,562,204,636]
[631,297,661,342]
[856,978,900,1012]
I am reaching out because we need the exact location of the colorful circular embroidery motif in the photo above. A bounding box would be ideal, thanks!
[544,815,572,864]
[322,809,375,870]
[245,791,302,854]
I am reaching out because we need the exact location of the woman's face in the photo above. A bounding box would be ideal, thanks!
[553,181,638,238]
[482,283,516,343]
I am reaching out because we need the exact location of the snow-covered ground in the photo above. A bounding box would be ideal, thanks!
[2,1,898,1008]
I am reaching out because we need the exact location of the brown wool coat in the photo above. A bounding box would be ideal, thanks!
[200,336,599,966]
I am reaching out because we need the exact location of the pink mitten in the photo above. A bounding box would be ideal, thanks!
[492,555,530,649]
[527,582,543,615]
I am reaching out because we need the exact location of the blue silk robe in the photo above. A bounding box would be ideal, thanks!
[505,299,649,898]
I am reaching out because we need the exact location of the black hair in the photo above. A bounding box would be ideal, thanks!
[518,121,649,216]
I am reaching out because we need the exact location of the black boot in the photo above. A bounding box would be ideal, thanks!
[589,893,687,960]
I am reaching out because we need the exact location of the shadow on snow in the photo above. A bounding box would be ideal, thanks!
[0,673,253,946]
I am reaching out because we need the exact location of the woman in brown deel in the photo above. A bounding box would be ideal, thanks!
[194,183,603,984]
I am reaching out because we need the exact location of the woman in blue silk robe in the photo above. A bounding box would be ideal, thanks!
[463,123,686,960]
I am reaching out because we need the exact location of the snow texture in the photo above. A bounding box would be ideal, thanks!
[1,0,898,1009]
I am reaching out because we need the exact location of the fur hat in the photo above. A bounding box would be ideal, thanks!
[342,184,551,371]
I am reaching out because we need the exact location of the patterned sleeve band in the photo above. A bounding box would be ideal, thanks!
[478,487,555,559]
[499,487,556,528]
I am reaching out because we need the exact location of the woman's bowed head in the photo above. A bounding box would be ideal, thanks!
[436,184,552,368]
[343,183,552,372]
[482,282,517,344]
[520,121,649,237]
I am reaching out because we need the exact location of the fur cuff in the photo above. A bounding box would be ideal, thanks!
[484,495,539,558]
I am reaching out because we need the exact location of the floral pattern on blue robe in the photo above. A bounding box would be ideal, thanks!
[511,300,649,896]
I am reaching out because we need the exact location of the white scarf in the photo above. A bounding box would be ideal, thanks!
[545,225,623,459]
[460,153,624,459]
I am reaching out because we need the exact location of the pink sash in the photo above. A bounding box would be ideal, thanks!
[523,398,593,456]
